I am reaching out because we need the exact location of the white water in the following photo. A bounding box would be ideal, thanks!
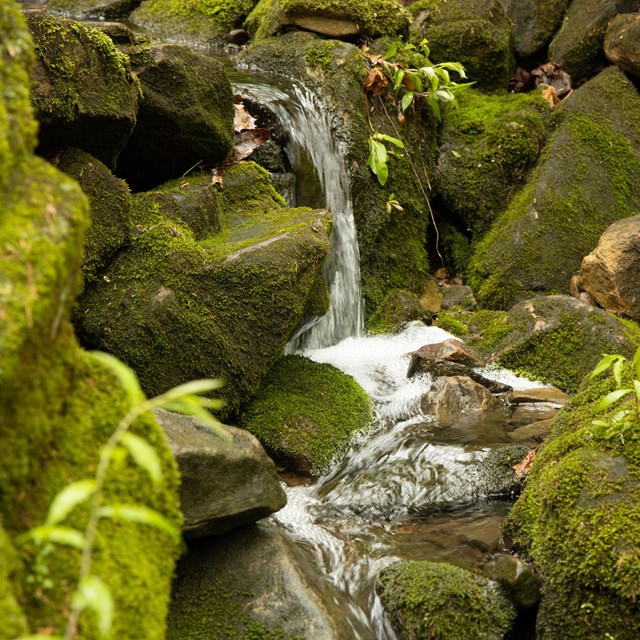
[233,81,364,350]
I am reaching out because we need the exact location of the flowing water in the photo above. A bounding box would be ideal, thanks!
[233,75,543,637]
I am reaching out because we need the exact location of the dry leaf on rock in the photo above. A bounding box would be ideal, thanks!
[513,446,540,479]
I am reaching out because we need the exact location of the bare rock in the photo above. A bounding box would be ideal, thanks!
[409,338,487,370]
[507,387,572,405]
[605,13,640,77]
[509,418,554,443]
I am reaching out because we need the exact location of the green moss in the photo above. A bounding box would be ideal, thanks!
[434,310,468,337]
[240,355,372,474]
[368,289,432,334]
[377,561,516,639]
[503,361,640,638]
[0,521,27,640]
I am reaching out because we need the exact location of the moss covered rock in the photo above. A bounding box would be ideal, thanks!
[239,32,438,317]
[469,66,640,309]
[503,360,640,638]
[47,0,141,20]
[489,295,640,393]
[49,146,132,288]
[245,0,410,41]
[548,0,638,80]
[409,0,515,91]
[76,163,332,415]
[0,520,27,640]
[605,13,640,77]
[367,288,433,334]
[240,354,372,474]
[377,560,516,639]
[131,0,258,49]
[435,89,550,240]
[26,12,139,169]
[116,43,234,190]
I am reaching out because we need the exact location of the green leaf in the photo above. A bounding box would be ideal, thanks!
[427,94,441,120]
[591,354,618,378]
[368,138,389,186]
[436,61,467,78]
[121,433,162,487]
[633,346,640,379]
[373,133,405,148]
[384,41,398,60]
[634,379,640,401]
[596,388,632,412]
[612,357,624,387]
[26,525,84,549]
[156,379,223,404]
[401,91,414,113]
[393,69,405,92]
[451,149,462,158]
[73,575,114,637]
[91,351,145,407]
[99,504,180,541]
[592,419,610,427]
[406,71,423,92]
[46,480,97,526]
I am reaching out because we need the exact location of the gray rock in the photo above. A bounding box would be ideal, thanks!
[441,284,478,310]
[484,554,542,609]
[548,0,638,78]
[410,338,487,368]
[155,408,286,538]
[47,0,141,20]
[577,215,640,323]
[605,13,640,77]
[509,418,553,443]
[167,521,367,639]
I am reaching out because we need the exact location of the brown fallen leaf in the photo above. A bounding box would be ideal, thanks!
[234,100,257,133]
[233,127,271,163]
[211,168,224,188]
[540,85,559,109]
[365,67,388,96]
[513,445,540,479]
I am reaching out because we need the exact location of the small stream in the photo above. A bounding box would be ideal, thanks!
[233,76,543,637]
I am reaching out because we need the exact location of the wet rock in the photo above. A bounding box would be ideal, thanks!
[479,445,530,496]
[490,295,640,393]
[48,147,131,289]
[245,0,410,41]
[410,338,487,369]
[510,404,557,424]
[240,355,372,475]
[499,0,570,57]
[484,554,542,610]
[154,408,286,538]
[548,0,638,79]
[576,215,640,323]
[418,277,443,313]
[508,418,554,443]
[227,27,250,45]
[368,289,433,334]
[75,163,331,416]
[377,561,516,639]
[168,521,365,639]
[507,386,572,405]
[409,0,515,91]
[441,284,477,310]
[117,44,234,190]
[469,66,640,309]
[47,0,141,20]
[605,13,640,77]
[25,12,139,169]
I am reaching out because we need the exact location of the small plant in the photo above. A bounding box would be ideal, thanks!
[367,133,405,187]
[16,351,227,640]
[591,346,640,444]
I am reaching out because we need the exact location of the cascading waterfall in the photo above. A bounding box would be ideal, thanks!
[233,80,364,350]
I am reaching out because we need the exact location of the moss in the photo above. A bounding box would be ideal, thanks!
[367,288,432,334]
[26,12,139,168]
[240,354,372,474]
[434,310,468,337]
[245,0,410,41]
[503,360,640,638]
[131,0,259,49]
[377,561,516,639]
[435,89,550,240]
[0,521,27,640]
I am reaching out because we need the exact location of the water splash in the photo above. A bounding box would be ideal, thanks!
[234,80,364,349]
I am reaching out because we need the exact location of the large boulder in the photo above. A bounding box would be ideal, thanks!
[548,0,638,79]
[409,0,515,91]
[469,66,640,309]
[245,0,410,41]
[116,44,235,190]
[605,13,640,77]
[47,0,141,19]
[503,362,640,638]
[75,163,332,415]
[240,355,373,475]
[0,6,181,637]
[167,521,366,639]
[25,12,139,169]
[435,89,549,241]
[576,215,640,323]
[490,295,640,393]
[499,0,570,58]
[155,408,286,538]
[131,0,258,50]
[377,561,516,639]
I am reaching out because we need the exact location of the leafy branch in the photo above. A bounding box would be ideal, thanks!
[17,352,228,640]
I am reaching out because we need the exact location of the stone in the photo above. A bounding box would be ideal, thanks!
[577,215,640,323]
[548,0,638,79]
[510,404,557,424]
[499,0,570,58]
[240,355,372,475]
[167,521,367,639]
[418,277,443,313]
[154,408,286,538]
[25,12,139,169]
[469,67,640,309]
[507,387,572,405]
[377,561,516,639]
[605,13,640,77]
[491,295,640,393]
[508,418,554,443]
[422,376,502,426]
[367,289,433,334]
[484,554,542,609]
[409,337,487,369]
[441,284,477,310]
[116,44,234,189]
[47,0,140,19]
